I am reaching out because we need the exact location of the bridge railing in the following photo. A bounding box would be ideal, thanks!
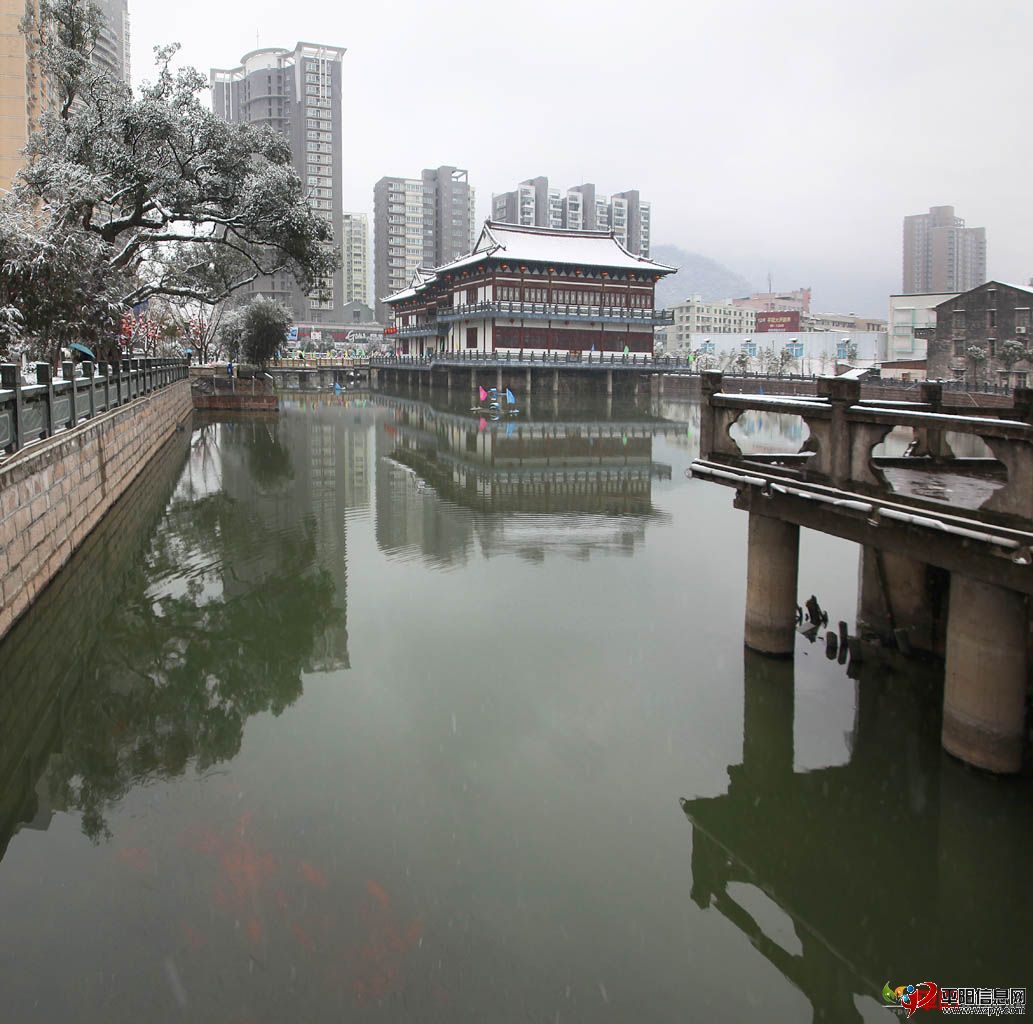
[0,357,189,457]
[268,357,367,368]
[699,371,1033,519]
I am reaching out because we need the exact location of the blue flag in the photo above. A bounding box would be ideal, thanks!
[505,388,516,404]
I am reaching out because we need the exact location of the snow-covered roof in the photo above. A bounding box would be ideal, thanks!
[991,280,1033,297]
[383,267,436,303]
[384,221,676,305]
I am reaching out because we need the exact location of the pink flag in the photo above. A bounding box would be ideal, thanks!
[479,386,488,401]
[479,418,488,431]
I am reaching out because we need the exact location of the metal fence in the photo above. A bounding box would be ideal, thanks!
[0,358,189,456]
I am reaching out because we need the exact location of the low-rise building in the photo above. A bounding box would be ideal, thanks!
[803,312,887,333]
[676,331,885,376]
[927,281,1033,386]
[887,292,958,362]
[732,288,812,314]
[383,221,675,357]
[667,297,756,350]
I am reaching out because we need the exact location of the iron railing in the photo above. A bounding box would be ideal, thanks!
[0,357,189,456]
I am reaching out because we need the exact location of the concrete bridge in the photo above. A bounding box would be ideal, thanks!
[366,353,1019,406]
[690,371,1033,773]
[265,358,369,390]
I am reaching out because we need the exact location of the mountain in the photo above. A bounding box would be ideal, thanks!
[650,244,755,310]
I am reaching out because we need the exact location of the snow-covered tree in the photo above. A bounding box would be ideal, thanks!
[217,298,290,366]
[238,298,292,367]
[2,0,336,361]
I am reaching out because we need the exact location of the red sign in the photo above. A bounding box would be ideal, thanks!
[756,311,801,333]
[384,326,398,335]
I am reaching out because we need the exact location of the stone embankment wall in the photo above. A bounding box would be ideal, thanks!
[0,379,192,640]
[0,422,189,849]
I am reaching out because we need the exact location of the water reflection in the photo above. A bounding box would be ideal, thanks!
[0,391,1028,1022]
[0,414,348,848]
[374,395,677,566]
[681,649,1033,1022]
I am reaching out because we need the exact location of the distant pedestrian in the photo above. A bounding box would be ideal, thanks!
[227,360,234,378]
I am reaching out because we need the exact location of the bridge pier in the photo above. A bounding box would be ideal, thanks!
[606,370,613,397]
[744,512,800,656]
[470,368,477,395]
[525,367,532,398]
[857,547,946,655]
[942,575,1028,774]
[553,370,559,395]
[497,368,503,393]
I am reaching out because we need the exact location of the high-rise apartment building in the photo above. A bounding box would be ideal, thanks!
[373,166,475,321]
[1,0,130,190]
[491,177,650,256]
[903,205,986,294]
[211,42,347,326]
[93,0,130,85]
[342,212,369,305]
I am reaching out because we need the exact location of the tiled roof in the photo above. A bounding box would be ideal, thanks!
[384,221,675,305]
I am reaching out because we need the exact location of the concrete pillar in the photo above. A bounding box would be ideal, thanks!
[942,574,1028,773]
[525,367,532,397]
[446,369,452,393]
[606,370,613,396]
[658,373,665,396]
[744,512,800,656]
[856,546,946,654]
[496,367,503,393]
[552,370,559,395]
[470,368,477,394]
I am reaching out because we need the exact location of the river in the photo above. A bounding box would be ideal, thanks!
[0,390,1029,1022]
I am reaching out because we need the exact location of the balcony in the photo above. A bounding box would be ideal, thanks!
[437,301,674,326]
[395,323,446,338]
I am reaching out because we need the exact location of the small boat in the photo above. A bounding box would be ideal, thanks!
[470,386,520,418]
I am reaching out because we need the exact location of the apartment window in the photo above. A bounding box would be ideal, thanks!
[987,309,997,329]
[953,340,965,357]
[466,327,478,349]
[952,310,966,333]
[988,340,997,357]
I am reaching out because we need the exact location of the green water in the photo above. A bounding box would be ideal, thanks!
[0,391,1029,1022]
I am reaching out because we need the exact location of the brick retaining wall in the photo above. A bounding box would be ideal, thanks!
[0,379,192,641]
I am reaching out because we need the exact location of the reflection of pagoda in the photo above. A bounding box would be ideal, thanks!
[680,651,1033,1023]
[373,396,671,565]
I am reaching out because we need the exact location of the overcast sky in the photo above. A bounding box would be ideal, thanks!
[132,0,1031,316]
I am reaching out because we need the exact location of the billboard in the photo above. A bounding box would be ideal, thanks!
[756,311,801,333]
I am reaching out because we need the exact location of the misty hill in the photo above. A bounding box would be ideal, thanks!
[651,244,754,309]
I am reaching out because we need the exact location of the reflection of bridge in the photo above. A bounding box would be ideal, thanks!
[691,373,1033,773]
[680,649,1033,1023]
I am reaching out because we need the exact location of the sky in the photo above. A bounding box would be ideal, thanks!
[131,0,1032,317]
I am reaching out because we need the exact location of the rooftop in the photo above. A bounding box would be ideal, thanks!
[384,221,676,305]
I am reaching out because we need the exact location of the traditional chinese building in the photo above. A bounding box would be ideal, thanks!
[383,221,675,357]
